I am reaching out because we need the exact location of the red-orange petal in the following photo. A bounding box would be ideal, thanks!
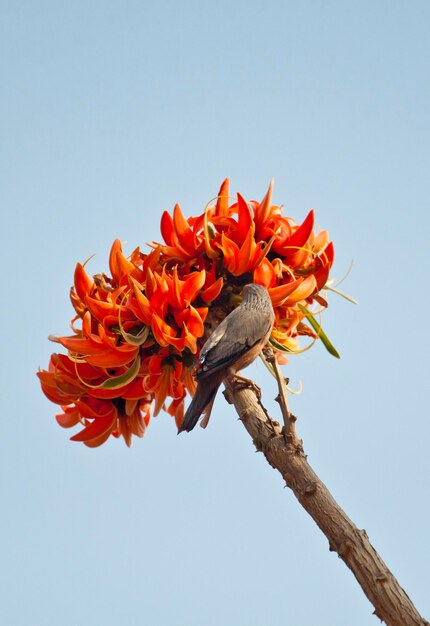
[160,211,174,246]
[56,406,80,428]
[151,313,174,348]
[285,209,315,252]
[254,178,274,230]
[236,193,254,246]
[109,239,122,283]
[76,398,113,419]
[253,258,276,288]
[233,228,257,276]
[200,277,223,303]
[218,233,239,274]
[268,278,304,306]
[116,248,143,282]
[58,335,103,355]
[173,204,195,253]
[74,263,94,300]
[283,275,317,305]
[215,179,230,217]
[70,412,116,443]
[142,246,162,277]
[182,270,206,305]
[129,277,152,324]
[85,348,138,368]
[185,305,205,338]
[320,241,335,266]
[83,429,115,447]
[85,296,114,323]
[203,208,219,260]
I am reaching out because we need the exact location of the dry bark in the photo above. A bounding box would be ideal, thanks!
[223,350,429,626]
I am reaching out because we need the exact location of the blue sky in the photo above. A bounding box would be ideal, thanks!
[2,1,429,624]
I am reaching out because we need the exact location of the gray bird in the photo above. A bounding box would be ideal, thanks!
[178,283,275,433]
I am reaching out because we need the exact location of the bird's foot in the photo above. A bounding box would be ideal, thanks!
[228,374,262,400]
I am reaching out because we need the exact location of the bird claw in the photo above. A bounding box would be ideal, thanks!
[262,346,273,360]
[229,374,262,400]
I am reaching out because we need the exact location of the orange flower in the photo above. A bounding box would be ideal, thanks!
[128,267,208,353]
[38,179,337,446]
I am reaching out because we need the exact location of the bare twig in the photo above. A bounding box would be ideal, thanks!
[224,366,429,626]
[263,347,299,445]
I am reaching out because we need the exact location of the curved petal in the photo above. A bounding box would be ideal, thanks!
[254,257,276,288]
[182,270,206,305]
[268,278,304,306]
[236,193,254,246]
[200,277,223,303]
[284,275,317,305]
[160,211,174,246]
[215,178,230,216]
[284,210,315,254]
[70,412,117,443]
[56,406,80,428]
[254,178,274,231]
[74,263,94,300]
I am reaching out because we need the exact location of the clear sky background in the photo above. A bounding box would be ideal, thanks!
[2,1,429,625]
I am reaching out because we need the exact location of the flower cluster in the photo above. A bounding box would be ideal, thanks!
[38,179,335,447]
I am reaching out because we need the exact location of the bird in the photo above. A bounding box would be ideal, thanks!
[178,283,275,433]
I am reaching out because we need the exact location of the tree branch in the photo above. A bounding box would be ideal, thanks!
[223,351,429,626]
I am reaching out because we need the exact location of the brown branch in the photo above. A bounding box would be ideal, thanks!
[223,350,429,626]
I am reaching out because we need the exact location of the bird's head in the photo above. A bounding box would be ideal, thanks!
[242,283,269,300]
[241,284,274,315]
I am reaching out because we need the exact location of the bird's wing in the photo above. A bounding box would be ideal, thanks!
[198,315,230,363]
[197,307,272,381]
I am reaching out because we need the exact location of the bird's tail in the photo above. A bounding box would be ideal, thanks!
[178,380,221,433]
